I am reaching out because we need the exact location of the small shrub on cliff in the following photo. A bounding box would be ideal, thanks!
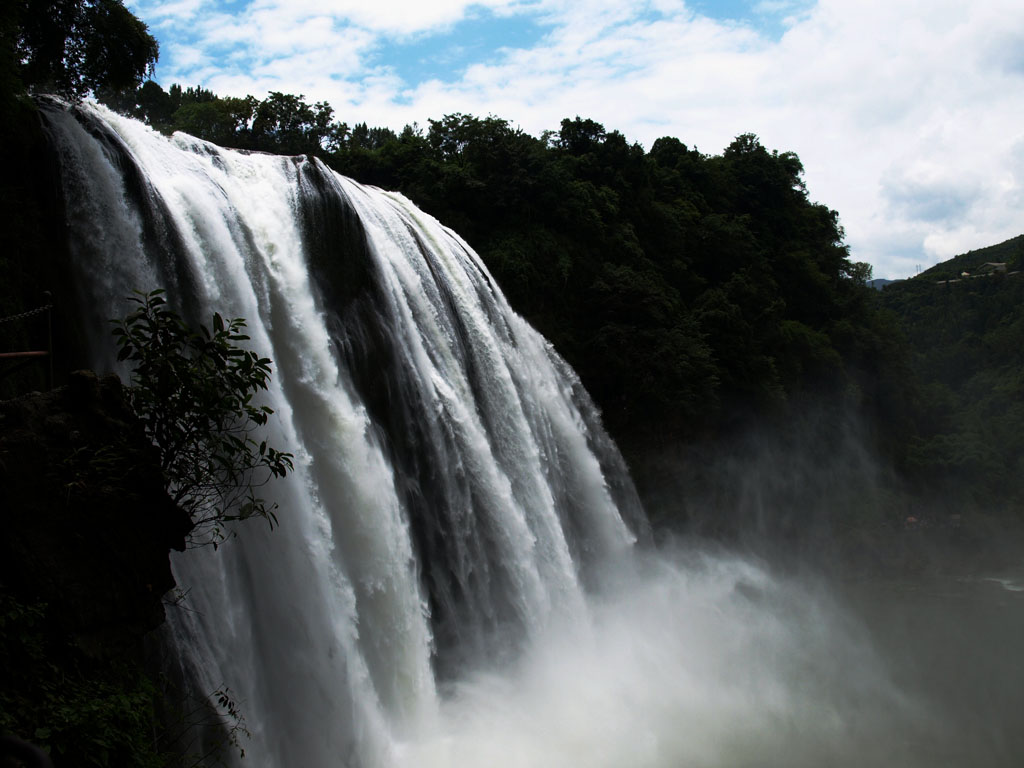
[113,290,293,546]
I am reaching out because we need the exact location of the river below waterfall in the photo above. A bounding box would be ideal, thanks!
[838,567,1024,767]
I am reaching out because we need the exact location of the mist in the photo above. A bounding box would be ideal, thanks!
[391,539,1024,767]
[478,397,1024,768]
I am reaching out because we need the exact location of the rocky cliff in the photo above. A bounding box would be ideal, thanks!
[0,370,192,765]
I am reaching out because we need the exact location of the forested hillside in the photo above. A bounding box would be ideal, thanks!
[916,235,1024,282]
[879,248,1024,514]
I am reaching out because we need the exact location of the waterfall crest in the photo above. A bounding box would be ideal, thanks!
[41,100,647,766]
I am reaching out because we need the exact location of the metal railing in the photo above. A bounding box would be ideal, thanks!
[0,292,54,390]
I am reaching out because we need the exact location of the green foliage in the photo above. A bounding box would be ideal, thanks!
[0,590,252,767]
[250,91,338,154]
[7,0,158,100]
[112,290,293,547]
[169,96,257,148]
[879,271,1024,513]
[0,590,170,767]
[100,84,341,154]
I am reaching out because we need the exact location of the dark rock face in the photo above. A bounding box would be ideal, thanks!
[0,370,191,657]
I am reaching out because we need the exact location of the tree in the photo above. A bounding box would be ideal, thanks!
[556,116,607,154]
[251,91,337,155]
[171,95,257,148]
[112,290,293,547]
[9,0,158,100]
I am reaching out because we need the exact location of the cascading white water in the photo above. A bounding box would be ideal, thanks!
[40,101,1024,768]
[41,100,647,766]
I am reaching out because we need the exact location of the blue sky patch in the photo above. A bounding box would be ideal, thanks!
[691,0,813,39]
[373,10,553,84]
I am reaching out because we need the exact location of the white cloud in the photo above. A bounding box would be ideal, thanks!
[882,169,981,225]
[140,0,207,21]
[136,0,1024,278]
[240,0,531,37]
[163,42,212,70]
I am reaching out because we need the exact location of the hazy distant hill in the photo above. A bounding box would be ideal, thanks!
[868,278,899,290]
[918,234,1024,281]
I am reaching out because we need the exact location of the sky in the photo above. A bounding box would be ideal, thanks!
[128,0,1024,280]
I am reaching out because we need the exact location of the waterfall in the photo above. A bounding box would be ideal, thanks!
[40,100,647,766]
[41,101,969,768]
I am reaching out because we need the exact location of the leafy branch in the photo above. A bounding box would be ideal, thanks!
[112,290,293,547]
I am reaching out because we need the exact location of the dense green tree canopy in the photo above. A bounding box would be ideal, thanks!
[5,0,157,100]
[879,254,1024,512]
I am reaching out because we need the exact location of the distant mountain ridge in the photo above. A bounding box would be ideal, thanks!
[918,234,1024,280]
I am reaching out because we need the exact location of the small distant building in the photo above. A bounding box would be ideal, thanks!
[977,262,1008,274]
